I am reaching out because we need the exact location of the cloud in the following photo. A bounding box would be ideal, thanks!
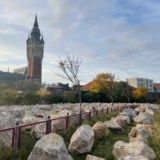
[0,28,22,35]
[0,0,160,84]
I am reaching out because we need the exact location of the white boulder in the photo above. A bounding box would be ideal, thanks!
[129,126,150,144]
[28,133,73,160]
[68,124,94,154]
[112,141,156,160]
[92,121,109,138]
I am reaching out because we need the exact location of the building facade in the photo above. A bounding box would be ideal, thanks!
[0,71,25,83]
[26,15,44,83]
[127,78,154,92]
[14,66,27,75]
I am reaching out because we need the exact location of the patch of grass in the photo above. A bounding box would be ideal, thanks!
[18,130,37,160]
[149,109,160,160]
[0,144,14,160]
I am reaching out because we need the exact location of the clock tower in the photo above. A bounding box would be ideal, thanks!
[26,15,44,83]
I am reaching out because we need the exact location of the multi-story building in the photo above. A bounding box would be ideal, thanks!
[14,66,27,75]
[127,78,154,92]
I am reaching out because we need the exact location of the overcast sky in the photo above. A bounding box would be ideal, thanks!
[0,0,160,85]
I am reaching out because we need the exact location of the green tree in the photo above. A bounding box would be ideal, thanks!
[82,91,109,103]
[22,92,40,105]
[47,93,64,104]
[90,73,116,105]
[63,91,79,103]
[2,89,17,105]
[14,80,40,92]
[116,81,133,102]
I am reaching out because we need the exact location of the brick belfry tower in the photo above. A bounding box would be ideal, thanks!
[26,15,44,84]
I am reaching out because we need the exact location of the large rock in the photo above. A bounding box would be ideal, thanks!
[92,122,109,138]
[27,133,73,160]
[0,111,15,129]
[68,124,94,154]
[111,115,130,128]
[146,106,157,112]
[134,113,153,125]
[136,124,156,136]
[122,108,136,118]
[145,109,154,116]
[86,154,105,160]
[119,154,148,160]
[129,126,150,144]
[112,141,156,160]
[8,107,26,118]
[104,120,124,133]
[135,107,145,114]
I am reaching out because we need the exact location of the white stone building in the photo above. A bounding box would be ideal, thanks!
[127,78,154,92]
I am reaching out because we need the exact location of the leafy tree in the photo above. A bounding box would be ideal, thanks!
[0,83,14,92]
[90,73,116,105]
[14,80,40,92]
[83,91,109,103]
[55,53,83,111]
[116,81,133,102]
[2,89,17,105]
[63,91,79,103]
[156,99,160,105]
[132,86,148,102]
[47,93,64,104]
[22,92,40,105]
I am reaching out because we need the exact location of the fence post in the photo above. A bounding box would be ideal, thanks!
[79,111,82,126]
[46,116,51,134]
[96,109,98,119]
[47,116,51,134]
[107,108,108,114]
[66,113,69,129]
[88,109,91,121]
[14,121,19,160]
[102,108,103,115]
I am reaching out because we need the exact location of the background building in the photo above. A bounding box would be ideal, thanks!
[0,70,25,83]
[14,66,27,75]
[127,78,154,92]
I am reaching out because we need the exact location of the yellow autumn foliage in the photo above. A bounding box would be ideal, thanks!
[37,90,51,98]
[132,86,148,100]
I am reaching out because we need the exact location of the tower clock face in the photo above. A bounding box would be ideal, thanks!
[36,48,41,54]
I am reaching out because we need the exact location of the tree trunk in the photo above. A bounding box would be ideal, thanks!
[111,96,114,106]
[78,85,82,112]
[127,95,130,103]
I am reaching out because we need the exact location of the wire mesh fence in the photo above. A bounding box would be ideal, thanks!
[0,127,15,160]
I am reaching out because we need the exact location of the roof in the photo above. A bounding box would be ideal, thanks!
[154,83,160,89]
[81,81,93,91]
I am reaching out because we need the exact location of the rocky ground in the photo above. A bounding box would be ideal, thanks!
[0,103,159,160]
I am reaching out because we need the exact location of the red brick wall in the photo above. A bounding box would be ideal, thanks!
[28,57,42,82]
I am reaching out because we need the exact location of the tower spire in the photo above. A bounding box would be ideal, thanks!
[34,14,38,27]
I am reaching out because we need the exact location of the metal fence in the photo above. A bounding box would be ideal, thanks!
[0,105,137,160]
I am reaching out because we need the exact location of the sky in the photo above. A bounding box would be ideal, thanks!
[0,0,160,85]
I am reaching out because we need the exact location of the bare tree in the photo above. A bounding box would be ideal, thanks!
[55,53,83,111]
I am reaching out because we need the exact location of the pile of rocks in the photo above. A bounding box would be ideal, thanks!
[112,104,159,160]
[0,103,159,159]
